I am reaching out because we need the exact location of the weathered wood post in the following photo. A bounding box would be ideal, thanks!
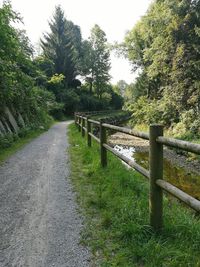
[81,116,85,137]
[80,116,83,134]
[86,116,91,147]
[100,119,107,167]
[75,113,79,127]
[149,124,163,231]
[78,116,81,132]
[74,112,76,124]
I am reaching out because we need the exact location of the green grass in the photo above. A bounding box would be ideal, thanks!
[69,123,200,266]
[0,128,49,164]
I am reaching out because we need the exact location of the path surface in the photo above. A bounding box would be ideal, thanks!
[0,122,91,267]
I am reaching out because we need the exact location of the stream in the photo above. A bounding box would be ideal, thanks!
[114,145,200,200]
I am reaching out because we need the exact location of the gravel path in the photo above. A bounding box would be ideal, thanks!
[0,122,91,267]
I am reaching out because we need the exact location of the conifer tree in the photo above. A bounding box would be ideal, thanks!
[41,6,82,86]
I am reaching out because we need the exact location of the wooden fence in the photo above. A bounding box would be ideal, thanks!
[75,110,118,117]
[74,113,200,231]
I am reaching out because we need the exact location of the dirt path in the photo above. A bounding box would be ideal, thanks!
[0,122,91,267]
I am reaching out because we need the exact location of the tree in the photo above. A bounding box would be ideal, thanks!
[123,0,200,134]
[0,1,34,110]
[89,24,111,99]
[79,40,94,94]
[116,80,128,97]
[41,5,82,86]
[0,1,56,126]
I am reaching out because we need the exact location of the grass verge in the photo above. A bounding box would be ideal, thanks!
[69,123,200,266]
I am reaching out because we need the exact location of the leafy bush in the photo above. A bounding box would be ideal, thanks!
[127,96,162,126]
[123,0,200,139]
[79,93,104,111]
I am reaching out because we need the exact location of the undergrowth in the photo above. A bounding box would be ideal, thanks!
[69,123,200,266]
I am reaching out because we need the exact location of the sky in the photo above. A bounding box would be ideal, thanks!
[2,0,152,83]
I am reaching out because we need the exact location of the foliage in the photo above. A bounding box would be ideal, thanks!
[89,24,111,98]
[41,5,82,87]
[79,25,111,99]
[123,0,200,136]
[0,1,32,109]
[125,93,179,127]
[115,80,128,97]
[79,40,94,87]
[0,2,122,125]
[39,8,121,114]
[0,1,57,147]
[0,3,48,105]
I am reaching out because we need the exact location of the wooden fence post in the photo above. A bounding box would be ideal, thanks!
[100,119,107,167]
[75,113,78,126]
[87,117,91,147]
[78,116,81,132]
[149,124,163,231]
[74,113,77,125]
[81,116,85,137]
[80,116,83,133]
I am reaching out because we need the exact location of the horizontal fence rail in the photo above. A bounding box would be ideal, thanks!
[102,123,149,140]
[74,113,200,232]
[157,136,200,154]
[103,143,150,179]
[88,119,100,125]
[75,110,121,117]
[156,179,200,212]
[89,132,100,143]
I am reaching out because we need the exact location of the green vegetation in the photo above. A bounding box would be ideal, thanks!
[0,1,57,149]
[0,2,123,152]
[0,2,56,123]
[121,0,200,140]
[69,123,200,266]
[36,6,123,115]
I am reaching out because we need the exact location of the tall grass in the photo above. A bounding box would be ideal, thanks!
[69,124,200,266]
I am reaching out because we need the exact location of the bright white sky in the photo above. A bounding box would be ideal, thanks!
[2,0,152,83]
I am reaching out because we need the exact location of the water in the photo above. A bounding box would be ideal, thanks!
[114,145,200,200]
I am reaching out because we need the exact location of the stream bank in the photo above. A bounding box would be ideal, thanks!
[108,132,200,200]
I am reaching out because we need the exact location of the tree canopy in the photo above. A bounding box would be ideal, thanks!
[123,0,200,136]
[39,8,121,114]
[89,24,111,99]
[0,2,123,128]
[41,6,82,87]
[0,1,55,123]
